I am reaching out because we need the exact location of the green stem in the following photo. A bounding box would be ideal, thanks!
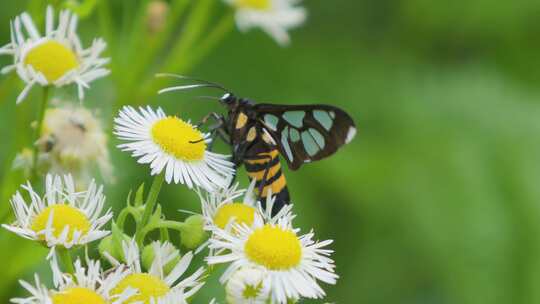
[135,173,165,245]
[98,0,128,92]
[141,173,165,226]
[160,0,214,71]
[138,220,186,243]
[160,227,170,241]
[30,86,50,182]
[116,206,140,229]
[57,247,75,274]
[97,0,114,51]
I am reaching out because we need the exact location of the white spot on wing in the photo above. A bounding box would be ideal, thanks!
[246,127,257,141]
[264,114,279,131]
[281,127,294,161]
[262,128,276,145]
[345,127,356,144]
[283,111,305,128]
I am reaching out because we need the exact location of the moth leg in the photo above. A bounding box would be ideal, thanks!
[196,112,221,127]
[197,112,229,151]
[207,126,229,151]
[216,128,230,145]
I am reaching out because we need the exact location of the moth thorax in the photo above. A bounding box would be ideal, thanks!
[235,112,248,129]
[246,127,257,142]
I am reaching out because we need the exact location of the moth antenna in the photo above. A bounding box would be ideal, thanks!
[155,73,229,92]
[195,95,222,101]
[158,84,227,95]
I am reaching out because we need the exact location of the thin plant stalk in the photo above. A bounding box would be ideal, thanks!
[136,172,165,245]
[57,247,75,275]
[159,0,215,72]
[30,86,50,182]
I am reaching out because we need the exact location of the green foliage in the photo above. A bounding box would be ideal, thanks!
[0,0,539,303]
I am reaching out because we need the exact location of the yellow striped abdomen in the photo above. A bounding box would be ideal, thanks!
[245,149,288,198]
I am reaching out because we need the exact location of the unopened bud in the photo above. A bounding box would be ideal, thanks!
[146,0,169,34]
[142,241,181,274]
[180,214,209,250]
[98,223,130,263]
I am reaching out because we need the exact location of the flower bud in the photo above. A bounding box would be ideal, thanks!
[141,241,181,275]
[146,0,169,34]
[226,266,270,304]
[180,214,209,250]
[98,235,122,262]
[98,223,130,263]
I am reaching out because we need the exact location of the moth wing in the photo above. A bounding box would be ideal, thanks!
[255,103,356,170]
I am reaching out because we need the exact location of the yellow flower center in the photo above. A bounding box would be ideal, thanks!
[244,225,302,270]
[51,287,106,304]
[24,40,79,82]
[111,273,170,304]
[236,0,270,10]
[213,203,256,229]
[31,204,91,242]
[151,117,206,161]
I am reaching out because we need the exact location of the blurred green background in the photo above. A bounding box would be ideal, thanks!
[2,0,540,303]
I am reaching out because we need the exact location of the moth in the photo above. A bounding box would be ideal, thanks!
[158,75,356,214]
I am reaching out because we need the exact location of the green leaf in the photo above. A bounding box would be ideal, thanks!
[62,0,98,18]
[135,183,145,207]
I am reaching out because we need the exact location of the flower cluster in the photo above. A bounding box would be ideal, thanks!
[200,183,337,303]
[14,257,135,304]
[1,3,337,304]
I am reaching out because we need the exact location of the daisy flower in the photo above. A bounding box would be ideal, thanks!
[199,181,253,232]
[2,174,112,248]
[38,102,114,184]
[199,180,294,233]
[224,0,307,46]
[12,257,135,304]
[207,210,338,304]
[106,239,205,304]
[0,5,109,103]
[114,106,234,191]
[225,266,271,304]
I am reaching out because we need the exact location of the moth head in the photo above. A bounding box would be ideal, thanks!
[220,93,237,107]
